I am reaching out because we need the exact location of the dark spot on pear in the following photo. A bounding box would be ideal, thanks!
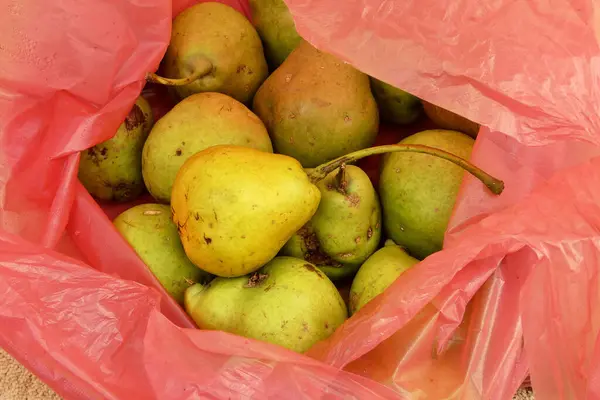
[203,235,212,244]
[245,272,268,287]
[124,104,145,130]
[176,148,182,156]
[303,263,323,278]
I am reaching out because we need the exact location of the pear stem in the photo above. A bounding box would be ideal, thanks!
[306,144,505,195]
[145,57,213,86]
[334,163,348,193]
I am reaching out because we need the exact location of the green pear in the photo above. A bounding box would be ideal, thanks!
[113,203,212,305]
[141,92,273,204]
[248,0,302,69]
[252,40,380,168]
[379,129,476,259]
[171,143,503,279]
[370,77,423,125]
[184,256,348,353]
[422,101,480,138]
[146,2,269,105]
[280,164,381,281]
[79,96,153,202]
[349,240,419,315]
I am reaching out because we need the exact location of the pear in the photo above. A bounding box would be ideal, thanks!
[379,129,476,260]
[370,78,423,125]
[171,145,321,278]
[248,0,302,69]
[142,92,273,204]
[113,203,212,305]
[146,2,269,105]
[252,40,380,168]
[184,256,348,353]
[349,240,419,315]
[171,144,503,278]
[280,164,381,281]
[422,101,480,138]
[79,96,153,202]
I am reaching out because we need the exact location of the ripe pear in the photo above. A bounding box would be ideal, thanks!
[280,164,381,281]
[370,78,423,125]
[422,101,480,138]
[248,0,302,69]
[113,203,212,305]
[184,256,348,353]
[171,143,503,279]
[142,92,273,204]
[171,145,321,277]
[252,40,379,168]
[146,2,269,105]
[349,240,419,315]
[79,96,153,202]
[379,129,475,260]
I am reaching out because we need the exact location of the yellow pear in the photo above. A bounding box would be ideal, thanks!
[171,145,321,277]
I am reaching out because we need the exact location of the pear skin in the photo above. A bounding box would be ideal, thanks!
[184,256,348,353]
[248,0,302,69]
[171,145,321,277]
[379,129,475,259]
[160,2,269,104]
[252,40,379,168]
[422,101,480,138]
[370,77,423,125]
[113,203,212,304]
[79,96,154,202]
[349,240,419,315]
[281,164,381,280]
[142,92,273,204]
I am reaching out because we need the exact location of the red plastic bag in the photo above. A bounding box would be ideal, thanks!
[2,0,600,398]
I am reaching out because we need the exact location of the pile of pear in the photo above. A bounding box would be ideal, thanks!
[76,1,502,354]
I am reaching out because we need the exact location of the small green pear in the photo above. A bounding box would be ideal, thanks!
[79,96,153,202]
[379,129,475,259]
[252,40,380,168]
[141,92,273,204]
[370,78,423,125]
[171,142,503,279]
[349,240,419,315]
[280,164,382,281]
[147,2,269,105]
[171,145,321,277]
[248,0,302,69]
[422,101,480,138]
[184,256,348,353]
[113,203,212,305]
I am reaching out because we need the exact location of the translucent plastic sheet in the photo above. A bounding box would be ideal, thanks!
[2,0,600,398]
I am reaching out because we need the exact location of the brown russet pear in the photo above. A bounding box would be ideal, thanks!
[184,256,348,353]
[252,40,380,168]
[248,0,302,69]
[146,2,268,105]
[79,96,153,202]
[113,203,212,305]
[349,240,419,315]
[422,101,480,138]
[379,129,476,260]
[171,143,503,278]
[142,92,273,204]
